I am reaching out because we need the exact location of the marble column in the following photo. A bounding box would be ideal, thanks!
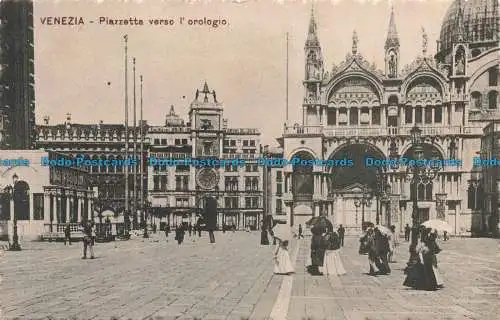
[77,193,82,223]
[29,193,34,221]
[43,193,50,224]
[66,196,70,223]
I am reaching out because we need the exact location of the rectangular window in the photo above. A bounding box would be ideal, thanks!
[250,140,255,146]
[425,107,433,124]
[160,176,168,191]
[182,139,188,145]
[372,107,381,125]
[415,107,423,124]
[405,107,413,124]
[327,109,336,125]
[161,139,167,145]
[153,176,160,191]
[434,107,442,123]
[230,140,236,146]
[243,140,248,147]
[349,107,358,125]
[154,139,160,144]
[33,193,44,220]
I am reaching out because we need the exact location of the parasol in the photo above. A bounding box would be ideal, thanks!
[272,223,293,241]
[305,216,333,232]
[374,225,391,236]
[421,219,452,233]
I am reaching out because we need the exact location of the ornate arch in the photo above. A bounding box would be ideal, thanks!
[325,72,384,103]
[399,142,446,160]
[401,72,448,99]
[286,147,318,161]
[327,141,386,161]
[469,50,500,90]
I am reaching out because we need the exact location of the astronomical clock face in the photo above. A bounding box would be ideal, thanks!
[196,168,219,190]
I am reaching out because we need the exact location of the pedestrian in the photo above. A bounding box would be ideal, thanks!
[387,225,398,263]
[443,230,448,241]
[175,225,185,245]
[421,229,443,290]
[81,221,95,259]
[273,239,294,275]
[323,228,346,276]
[308,226,326,275]
[404,224,411,241]
[337,224,345,247]
[64,222,72,246]
[365,228,379,275]
[260,221,270,245]
[188,223,192,237]
[403,227,428,289]
[374,228,391,274]
[164,226,169,242]
[298,224,303,238]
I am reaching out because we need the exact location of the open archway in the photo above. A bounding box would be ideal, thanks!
[328,143,385,192]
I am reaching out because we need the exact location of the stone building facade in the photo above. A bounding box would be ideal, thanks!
[148,82,263,230]
[279,0,499,235]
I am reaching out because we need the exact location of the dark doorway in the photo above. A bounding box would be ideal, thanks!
[13,181,30,220]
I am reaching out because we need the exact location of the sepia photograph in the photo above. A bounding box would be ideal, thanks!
[0,0,498,319]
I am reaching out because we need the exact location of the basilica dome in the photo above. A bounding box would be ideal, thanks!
[439,0,498,54]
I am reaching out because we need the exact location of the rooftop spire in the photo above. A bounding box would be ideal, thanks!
[385,5,400,49]
[306,6,320,46]
[352,30,359,55]
[454,0,466,42]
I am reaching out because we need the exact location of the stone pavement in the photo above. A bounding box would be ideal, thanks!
[0,232,282,320]
[282,236,499,320]
[0,232,498,320]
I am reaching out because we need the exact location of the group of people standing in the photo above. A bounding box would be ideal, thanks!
[359,225,398,275]
[309,224,346,276]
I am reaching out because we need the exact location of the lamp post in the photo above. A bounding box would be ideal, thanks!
[402,125,442,265]
[7,173,21,251]
[354,187,372,230]
[143,200,151,238]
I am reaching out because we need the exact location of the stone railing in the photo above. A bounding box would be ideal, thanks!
[284,125,483,138]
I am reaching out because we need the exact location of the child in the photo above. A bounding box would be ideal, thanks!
[273,239,294,275]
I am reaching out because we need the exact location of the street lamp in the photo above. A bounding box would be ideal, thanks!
[354,187,372,230]
[403,125,442,265]
[6,173,21,251]
[143,200,151,238]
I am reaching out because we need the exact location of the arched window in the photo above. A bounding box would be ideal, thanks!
[488,91,498,109]
[411,183,433,201]
[489,67,498,87]
[471,91,482,109]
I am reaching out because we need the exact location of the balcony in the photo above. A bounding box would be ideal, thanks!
[284,125,481,138]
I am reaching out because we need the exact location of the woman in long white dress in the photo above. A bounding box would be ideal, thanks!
[323,231,346,276]
[274,239,294,275]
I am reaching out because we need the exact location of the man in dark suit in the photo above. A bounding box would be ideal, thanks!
[337,224,345,247]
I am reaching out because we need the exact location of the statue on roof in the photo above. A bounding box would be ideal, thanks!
[212,90,217,103]
[195,89,199,100]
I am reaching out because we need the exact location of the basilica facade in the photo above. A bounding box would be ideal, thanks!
[279,0,499,235]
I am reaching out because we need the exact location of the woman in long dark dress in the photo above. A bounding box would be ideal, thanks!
[421,230,443,290]
[309,226,326,275]
[403,227,427,289]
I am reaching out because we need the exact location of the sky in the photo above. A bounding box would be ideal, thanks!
[34,0,454,145]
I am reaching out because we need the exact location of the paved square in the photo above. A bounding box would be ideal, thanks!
[0,232,498,320]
